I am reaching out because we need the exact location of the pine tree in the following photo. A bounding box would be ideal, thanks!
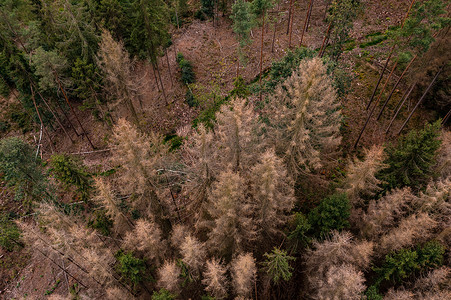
[0,137,50,205]
[325,0,360,60]
[230,252,257,298]
[202,258,229,299]
[179,234,206,276]
[249,148,295,238]
[341,145,387,205]
[316,264,366,300]
[157,260,182,295]
[97,30,140,125]
[231,0,254,75]
[206,169,256,257]
[110,118,173,233]
[267,57,342,177]
[213,98,262,172]
[378,121,442,191]
[262,247,295,283]
[122,218,165,264]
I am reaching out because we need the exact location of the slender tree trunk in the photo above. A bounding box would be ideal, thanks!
[320,35,330,58]
[287,0,294,35]
[56,98,79,137]
[366,45,395,110]
[154,59,168,105]
[55,73,96,149]
[272,1,280,53]
[305,0,314,32]
[259,12,265,102]
[300,0,314,46]
[165,48,173,87]
[30,85,55,153]
[442,108,451,125]
[397,65,444,135]
[370,60,398,116]
[288,0,295,48]
[151,62,161,92]
[318,22,331,56]
[386,82,416,134]
[377,54,417,120]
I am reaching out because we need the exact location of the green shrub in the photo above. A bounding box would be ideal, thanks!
[50,154,92,202]
[0,213,21,251]
[88,210,113,236]
[308,193,350,238]
[152,289,176,300]
[185,89,198,107]
[230,76,250,98]
[417,241,445,269]
[116,251,147,288]
[377,121,442,192]
[176,52,195,86]
[365,286,383,300]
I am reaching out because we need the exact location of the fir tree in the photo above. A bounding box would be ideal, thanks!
[378,121,442,191]
[262,247,295,283]
[202,258,229,299]
[267,57,342,177]
[231,0,254,74]
[230,252,257,298]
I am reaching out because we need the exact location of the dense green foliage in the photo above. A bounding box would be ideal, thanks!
[231,0,254,64]
[116,251,147,289]
[307,193,351,238]
[0,213,21,251]
[0,137,49,205]
[50,154,92,202]
[374,241,444,285]
[176,53,196,86]
[378,121,442,191]
[151,289,176,300]
[262,248,295,283]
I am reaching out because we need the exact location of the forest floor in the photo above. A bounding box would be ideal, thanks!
[0,0,440,298]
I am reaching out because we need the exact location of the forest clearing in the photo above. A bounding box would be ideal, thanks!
[0,0,450,299]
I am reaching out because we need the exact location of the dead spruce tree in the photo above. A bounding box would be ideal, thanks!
[205,169,256,258]
[249,148,295,239]
[267,57,342,178]
[110,118,173,235]
[230,252,257,298]
[157,260,182,295]
[304,231,373,299]
[341,145,387,206]
[97,29,141,125]
[202,258,229,299]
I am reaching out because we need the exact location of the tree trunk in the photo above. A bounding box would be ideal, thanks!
[318,22,331,56]
[366,45,395,110]
[377,54,417,120]
[55,73,96,149]
[287,0,294,35]
[259,12,265,102]
[305,0,314,32]
[165,48,173,87]
[370,60,398,115]
[397,65,444,135]
[154,59,168,105]
[300,0,314,46]
[151,62,161,92]
[30,85,55,153]
[272,1,280,53]
[288,0,295,48]
[386,82,416,134]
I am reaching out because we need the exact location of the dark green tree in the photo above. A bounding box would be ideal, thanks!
[377,121,442,192]
[0,137,50,205]
[152,289,176,300]
[262,247,296,283]
[308,193,351,238]
[116,251,147,290]
[231,0,254,75]
[49,153,93,202]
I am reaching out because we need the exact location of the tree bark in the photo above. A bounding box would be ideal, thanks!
[288,0,295,48]
[287,0,293,35]
[397,65,444,135]
[305,0,314,32]
[300,0,314,46]
[318,22,331,56]
[165,48,173,87]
